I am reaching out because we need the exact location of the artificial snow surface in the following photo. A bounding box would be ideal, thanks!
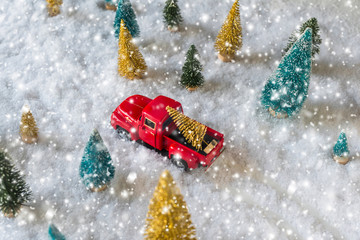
[0,0,359,239]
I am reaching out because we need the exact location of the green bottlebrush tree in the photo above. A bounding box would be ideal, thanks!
[261,28,312,118]
[163,0,183,31]
[333,132,349,157]
[79,129,115,192]
[180,45,204,90]
[283,17,321,58]
[114,0,140,39]
[49,224,66,240]
[0,150,32,217]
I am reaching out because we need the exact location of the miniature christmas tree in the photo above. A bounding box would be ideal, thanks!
[105,0,117,11]
[214,0,242,62]
[163,0,183,32]
[49,224,66,240]
[20,105,39,144]
[333,132,350,165]
[118,19,147,80]
[79,129,115,192]
[166,106,207,151]
[0,150,32,218]
[114,0,140,39]
[283,18,321,58]
[180,45,204,91]
[46,0,63,17]
[261,28,313,118]
[144,170,196,240]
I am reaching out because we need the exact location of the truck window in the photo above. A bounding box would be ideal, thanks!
[162,117,172,131]
[145,118,155,129]
[163,106,182,131]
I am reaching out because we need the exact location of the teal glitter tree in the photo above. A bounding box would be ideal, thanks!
[333,132,349,157]
[163,0,183,31]
[283,18,321,58]
[49,224,66,240]
[114,0,140,39]
[79,129,115,192]
[0,150,32,217]
[181,45,204,90]
[261,28,312,118]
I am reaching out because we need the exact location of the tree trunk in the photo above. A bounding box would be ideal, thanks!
[90,185,108,192]
[105,3,117,11]
[21,134,38,144]
[218,52,234,62]
[47,5,61,17]
[333,155,349,165]
[3,208,21,218]
[268,107,288,119]
[186,86,198,92]
[168,25,179,32]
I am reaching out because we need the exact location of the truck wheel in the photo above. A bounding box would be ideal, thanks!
[171,155,189,171]
[116,126,131,141]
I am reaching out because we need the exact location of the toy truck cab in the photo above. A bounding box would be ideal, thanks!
[111,95,225,171]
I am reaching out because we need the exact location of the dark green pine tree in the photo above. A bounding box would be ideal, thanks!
[283,17,321,58]
[333,132,349,157]
[0,150,32,217]
[163,0,183,30]
[261,28,312,118]
[181,45,204,89]
[79,129,115,192]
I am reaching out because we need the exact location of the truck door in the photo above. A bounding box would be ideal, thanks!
[139,116,157,147]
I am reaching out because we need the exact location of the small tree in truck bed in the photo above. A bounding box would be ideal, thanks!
[166,106,207,151]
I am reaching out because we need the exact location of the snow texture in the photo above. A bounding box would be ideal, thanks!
[0,0,359,239]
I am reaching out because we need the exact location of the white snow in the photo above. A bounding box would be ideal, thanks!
[1,0,360,239]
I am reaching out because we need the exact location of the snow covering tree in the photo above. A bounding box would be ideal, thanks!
[20,106,39,144]
[333,132,350,164]
[46,0,62,17]
[114,0,140,39]
[166,106,207,151]
[48,224,66,240]
[214,0,242,62]
[261,28,313,118]
[0,151,32,218]
[145,170,196,240]
[163,0,183,32]
[118,19,147,80]
[79,129,115,192]
[283,17,321,58]
[105,0,117,11]
[181,45,204,90]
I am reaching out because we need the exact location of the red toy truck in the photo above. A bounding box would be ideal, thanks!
[110,95,225,171]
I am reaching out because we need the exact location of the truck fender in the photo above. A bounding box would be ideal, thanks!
[169,144,198,170]
[111,112,139,140]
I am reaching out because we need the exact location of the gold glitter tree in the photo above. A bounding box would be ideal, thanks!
[214,0,242,62]
[166,106,207,151]
[19,106,39,144]
[144,170,196,240]
[118,19,147,80]
[46,0,63,17]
